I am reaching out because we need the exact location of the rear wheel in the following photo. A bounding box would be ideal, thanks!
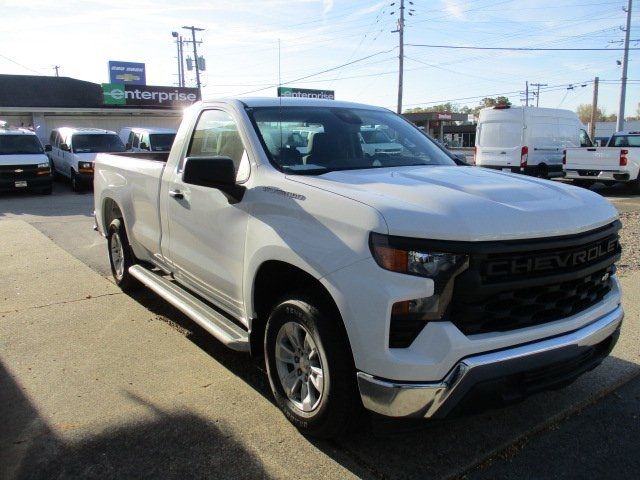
[264,294,361,439]
[107,218,139,291]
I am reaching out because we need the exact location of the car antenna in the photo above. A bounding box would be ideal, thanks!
[278,38,283,150]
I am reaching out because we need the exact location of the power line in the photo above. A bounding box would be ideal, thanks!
[0,53,42,75]
[233,48,396,96]
[405,43,640,51]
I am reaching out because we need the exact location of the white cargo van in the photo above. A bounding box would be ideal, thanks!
[119,127,177,153]
[475,106,590,178]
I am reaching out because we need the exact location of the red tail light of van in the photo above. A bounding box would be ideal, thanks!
[520,146,529,167]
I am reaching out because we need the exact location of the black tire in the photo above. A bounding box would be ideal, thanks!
[71,170,82,193]
[264,293,361,439]
[107,218,139,291]
[573,179,593,188]
[535,165,548,179]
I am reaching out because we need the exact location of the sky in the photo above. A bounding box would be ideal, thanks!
[1,0,638,117]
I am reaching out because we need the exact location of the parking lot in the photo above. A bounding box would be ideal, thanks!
[1,179,639,480]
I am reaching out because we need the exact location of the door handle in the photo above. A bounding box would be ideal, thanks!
[169,189,184,199]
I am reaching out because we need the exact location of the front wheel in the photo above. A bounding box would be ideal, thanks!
[264,294,361,439]
[107,218,139,291]
[71,170,83,193]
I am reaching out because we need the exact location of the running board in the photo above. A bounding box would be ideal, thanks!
[128,265,250,352]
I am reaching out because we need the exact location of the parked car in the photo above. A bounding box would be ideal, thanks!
[475,106,591,178]
[564,131,640,191]
[49,127,125,191]
[0,126,52,194]
[358,127,402,157]
[119,127,177,152]
[94,97,623,438]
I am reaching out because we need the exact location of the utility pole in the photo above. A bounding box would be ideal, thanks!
[53,65,60,77]
[590,77,599,140]
[183,25,204,94]
[616,0,632,132]
[393,0,405,114]
[530,83,547,107]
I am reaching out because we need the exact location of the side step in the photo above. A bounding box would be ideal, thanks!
[128,265,250,352]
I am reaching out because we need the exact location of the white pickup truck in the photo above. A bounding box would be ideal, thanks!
[94,97,624,438]
[564,131,640,191]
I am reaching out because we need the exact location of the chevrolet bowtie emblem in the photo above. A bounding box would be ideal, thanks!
[14,169,24,173]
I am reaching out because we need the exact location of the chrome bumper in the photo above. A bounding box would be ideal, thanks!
[357,305,623,418]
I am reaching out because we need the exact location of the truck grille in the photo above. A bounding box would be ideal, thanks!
[448,222,621,336]
[0,164,40,181]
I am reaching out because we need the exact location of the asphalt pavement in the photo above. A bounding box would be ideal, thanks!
[1,178,639,479]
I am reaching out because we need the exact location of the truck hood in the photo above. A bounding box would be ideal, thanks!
[0,153,49,167]
[289,166,618,241]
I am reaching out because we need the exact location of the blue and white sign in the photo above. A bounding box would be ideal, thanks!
[108,61,146,85]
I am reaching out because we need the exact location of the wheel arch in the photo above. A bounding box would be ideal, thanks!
[249,259,348,357]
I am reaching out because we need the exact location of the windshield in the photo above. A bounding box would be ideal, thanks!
[609,135,640,148]
[149,133,176,151]
[0,135,43,155]
[249,106,456,173]
[360,130,394,144]
[72,134,125,153]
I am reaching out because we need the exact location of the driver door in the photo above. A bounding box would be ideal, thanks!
[162,109,250,318]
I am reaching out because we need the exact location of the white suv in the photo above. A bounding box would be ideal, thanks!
[49,127,125,191]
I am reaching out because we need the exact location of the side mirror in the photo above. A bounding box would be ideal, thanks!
[140,142,149,150]
[44,144,52,152]
[182,156,245,203]
[125,142,132,150]
[60,143,70,152]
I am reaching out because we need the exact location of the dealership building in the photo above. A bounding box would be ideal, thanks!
[0,74,199,143]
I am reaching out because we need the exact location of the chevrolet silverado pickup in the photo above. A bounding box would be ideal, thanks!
[94,98,624,438]
[564,131,640,191]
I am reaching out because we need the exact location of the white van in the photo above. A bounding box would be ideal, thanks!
[475,106,591,178]
[119,127,177,153]
[49,127,125,192]
[1,127,53,194]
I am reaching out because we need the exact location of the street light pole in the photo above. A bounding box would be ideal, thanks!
[183,25,204,94]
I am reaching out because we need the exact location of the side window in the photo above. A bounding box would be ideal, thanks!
[579,129,592,147]
[132,133,140,148]
[187,110,246,171]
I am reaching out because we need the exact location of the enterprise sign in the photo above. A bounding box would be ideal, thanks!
[102,83,200,108]
[277,87,335,100]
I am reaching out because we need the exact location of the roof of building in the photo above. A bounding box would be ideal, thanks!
[0,74,103,108]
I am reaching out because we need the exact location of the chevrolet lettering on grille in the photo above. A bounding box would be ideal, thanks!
[485,237,620,277]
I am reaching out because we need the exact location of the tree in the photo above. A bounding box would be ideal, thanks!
[404,102,459,114]
[575,104,616,124]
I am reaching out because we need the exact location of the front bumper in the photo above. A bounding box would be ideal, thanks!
[357,304,623,418]
[0,176,52,192]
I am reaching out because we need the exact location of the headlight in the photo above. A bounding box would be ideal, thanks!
[370,232,469,331]
[369,233,468,284]
[78,161,93,169]
[37,162,50,169]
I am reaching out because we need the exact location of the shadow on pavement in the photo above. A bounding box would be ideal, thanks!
[1,362,268,480]
[120,289,640,480]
